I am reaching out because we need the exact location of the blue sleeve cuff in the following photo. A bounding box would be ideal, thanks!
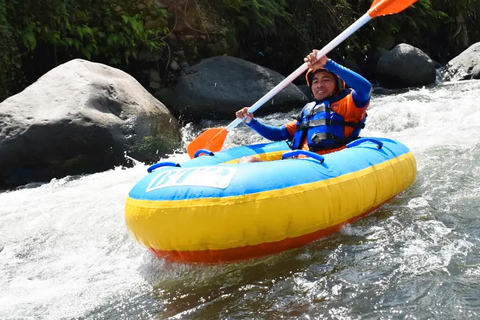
[245,118,258,127]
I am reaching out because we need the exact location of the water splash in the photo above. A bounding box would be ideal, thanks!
[2,80,480,319]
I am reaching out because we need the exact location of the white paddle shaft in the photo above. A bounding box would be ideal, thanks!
[226,13,372,132]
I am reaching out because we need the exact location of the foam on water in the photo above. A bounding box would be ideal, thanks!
[1,80,480,319]
[0,166,151,319]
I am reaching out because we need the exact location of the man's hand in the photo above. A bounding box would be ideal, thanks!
[235,107,254,124]
[304,50,329,70]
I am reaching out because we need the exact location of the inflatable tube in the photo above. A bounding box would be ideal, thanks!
[125,137,416,263]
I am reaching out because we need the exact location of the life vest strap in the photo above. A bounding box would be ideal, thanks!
[297,119,365,131]
[309,135,360,151]
[311,133,337,145]
[305,104,329,117]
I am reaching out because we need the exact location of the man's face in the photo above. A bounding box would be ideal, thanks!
[311,71,337,100]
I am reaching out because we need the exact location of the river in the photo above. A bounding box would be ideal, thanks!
[1,79,480,319]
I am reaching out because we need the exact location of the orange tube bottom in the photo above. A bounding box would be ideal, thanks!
[149,200,389,264]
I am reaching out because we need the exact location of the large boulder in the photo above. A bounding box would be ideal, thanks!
[172,56,308,121]
[441,42,480,81]
[0,59,181,189]
[375,43,436,88]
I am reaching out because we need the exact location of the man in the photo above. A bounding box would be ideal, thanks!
[236,49,372,162]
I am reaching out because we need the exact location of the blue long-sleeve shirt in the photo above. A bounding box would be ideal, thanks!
[246,59,372,140]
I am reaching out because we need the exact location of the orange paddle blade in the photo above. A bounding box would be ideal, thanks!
[187,127,228,158]
[368,0,418,18]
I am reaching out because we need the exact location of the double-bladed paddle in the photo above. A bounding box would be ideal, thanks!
[187,0,419,158]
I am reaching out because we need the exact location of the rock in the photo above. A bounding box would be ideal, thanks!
[149,81,162,90]
[154,88,177,114]
[177,50,185,58]
[213,40,228,56]
[0,59,181,189]
[151,0,167,8]
[375,43,436,88]
[172,56,308,121]
[168,33,177,44]
[204,43,217,57]
[137,50,162,62]
[179,61,190,69]
[170,60,180,71]
[149,69,161,82]
[203,41,228,57]
[184,35,195,42]
[441,42,480,81]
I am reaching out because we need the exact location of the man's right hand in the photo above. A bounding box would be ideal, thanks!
[305,50,329,70]
[235,107,254,124]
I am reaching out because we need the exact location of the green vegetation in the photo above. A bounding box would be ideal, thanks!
[1,0,480,101]
[194,0,480,76]
[0,0,168,101]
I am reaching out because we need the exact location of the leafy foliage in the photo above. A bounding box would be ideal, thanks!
[0,0,169,101]
[2,0,480,102]
[197,0,290,39]
[0,0,23,100]
[199,0,480,77]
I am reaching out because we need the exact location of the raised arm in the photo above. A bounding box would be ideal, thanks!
[324,59,372,106]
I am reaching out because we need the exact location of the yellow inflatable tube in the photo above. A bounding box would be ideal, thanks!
[125,138,416,263]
